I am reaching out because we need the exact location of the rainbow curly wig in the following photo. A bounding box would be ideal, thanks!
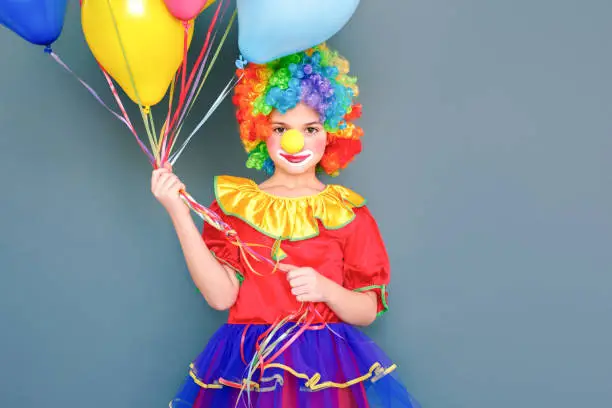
[232,44,363,176]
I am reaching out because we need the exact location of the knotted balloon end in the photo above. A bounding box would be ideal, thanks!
[235,55,248,70]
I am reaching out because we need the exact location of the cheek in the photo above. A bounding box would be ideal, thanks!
[308,134,327,156]
[266,134,281,156]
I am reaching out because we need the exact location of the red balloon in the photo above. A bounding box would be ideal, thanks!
[163,0,215,21]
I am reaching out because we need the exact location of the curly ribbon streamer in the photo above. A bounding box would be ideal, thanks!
[236,303,336,407]
[179,190,277,268]
[46,49,154,163]
[50,0,278,269]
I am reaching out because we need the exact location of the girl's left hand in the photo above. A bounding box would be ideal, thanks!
[279,264,334,303]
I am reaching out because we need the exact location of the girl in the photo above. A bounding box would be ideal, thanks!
[154,44,420,408]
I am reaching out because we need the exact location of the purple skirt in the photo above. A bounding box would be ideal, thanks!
[170,323,420,408]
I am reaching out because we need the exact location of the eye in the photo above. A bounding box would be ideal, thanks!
[273,126,286,135]
[305,127,320,135]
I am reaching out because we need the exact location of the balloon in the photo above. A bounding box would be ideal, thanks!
[81,0,193,107]
[0,0,67,45]
[163,0,215,21]
[236,0,360,64]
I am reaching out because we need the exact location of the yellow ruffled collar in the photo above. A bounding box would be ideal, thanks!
[214,175,366,241]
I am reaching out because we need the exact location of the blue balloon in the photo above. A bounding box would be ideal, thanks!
[0,0,67,46]
[237,0,360,64]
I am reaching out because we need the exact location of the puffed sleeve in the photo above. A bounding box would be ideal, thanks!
[342,206,390,316]
[202,201,245,283]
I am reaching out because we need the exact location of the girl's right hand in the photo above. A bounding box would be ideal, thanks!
[151,163,189,218]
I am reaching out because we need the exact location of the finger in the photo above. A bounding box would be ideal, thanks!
[163,162,173,172]
[152,172,170,195]
[153,172,172,192]
[291,286,310,296]
[152,168,170,184]
[152,167,169,177]
[172,181,186,195]
[278,263,298,273]
[153,173,177,196]
[165,178,182,194]
[287,268,311,281]
[159,174,180,191]
[151,168,168,190]
[161,178,185,198]
[296,294,315,303]
[288,276,310,288]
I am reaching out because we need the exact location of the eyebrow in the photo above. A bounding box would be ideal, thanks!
[271,121,322,126]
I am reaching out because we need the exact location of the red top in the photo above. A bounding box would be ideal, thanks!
[203,201,390,325]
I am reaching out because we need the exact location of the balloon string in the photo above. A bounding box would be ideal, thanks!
[97,69,154,163]
[167,0,225,133]
[104,0,158,163]
[45,50,157,161]
[164,29,217,161]
[168,7,237,161]
[47,50,121,121]
[237,306,313,407]
[170,73,241,164]
[158,75,177,164]
[97,2,260,262]
[179,190,276,269]
[147,109,158,152]
[162,0,230,164]
[166,32,219,160]
[161,23,190,157]
[75,1,273,267]
[177,7,236,131]
[159,77,177,163]
[180,22,189,103]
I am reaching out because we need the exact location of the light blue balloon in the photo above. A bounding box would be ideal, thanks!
[237,0,360,64]
[0,0,67,46]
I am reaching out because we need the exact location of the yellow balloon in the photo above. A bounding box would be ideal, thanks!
[202,0,217,12]
[81,0,194,107]
[280,129,305,154]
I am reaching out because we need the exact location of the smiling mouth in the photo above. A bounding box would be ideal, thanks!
[279,151,313,165]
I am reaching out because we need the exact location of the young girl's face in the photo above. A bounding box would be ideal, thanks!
[267,103,327,175]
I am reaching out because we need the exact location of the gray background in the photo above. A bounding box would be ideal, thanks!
[1,0,611,407]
